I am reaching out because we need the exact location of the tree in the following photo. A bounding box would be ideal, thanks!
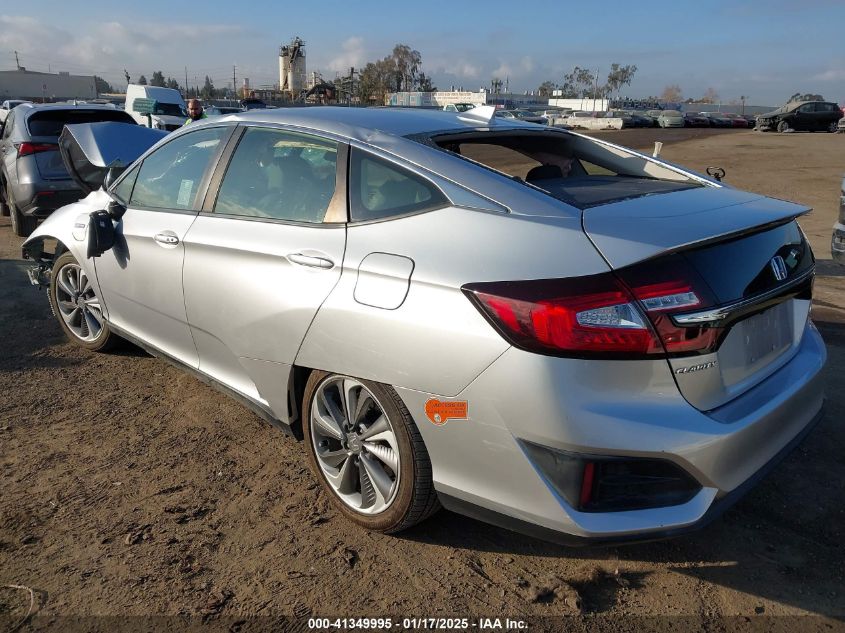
[605,63,638,100]
[560,66,596,98]
[93,75,113,94]
[391,44,422,92]
[537,81,557,97]
[416,72,436,92]
[661,84,683,102]
[138,74,148,86]
[150,71,166,87]
[165,77,180,90]
[201,76,215,100]
[788,92,825,102]
[701,87,719,104]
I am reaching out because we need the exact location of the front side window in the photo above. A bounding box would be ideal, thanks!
[214,127,339,223]
[111,162,140,204]
[350,149,448,222]
[130,126,229,210]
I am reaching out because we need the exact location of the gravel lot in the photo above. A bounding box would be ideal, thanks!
[1,128,843,631]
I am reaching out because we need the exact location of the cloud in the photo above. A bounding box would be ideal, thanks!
[326,37,366,73]
[813,69,845,82]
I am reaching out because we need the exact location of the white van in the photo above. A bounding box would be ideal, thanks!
[125,85,187,131]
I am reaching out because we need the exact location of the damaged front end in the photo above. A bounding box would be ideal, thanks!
[22,237,57,289]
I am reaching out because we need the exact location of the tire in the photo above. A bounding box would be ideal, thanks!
[828,121,839,133]
[6,183,37,237]
[0,179,9,217]
[777,120,790,133]
[303,371,440,533]
[48,251,117,352]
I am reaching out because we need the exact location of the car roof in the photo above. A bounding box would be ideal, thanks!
[206,106,539,143]
[15,102,124,117]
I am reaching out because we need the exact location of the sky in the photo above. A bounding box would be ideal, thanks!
[1,1,844,106]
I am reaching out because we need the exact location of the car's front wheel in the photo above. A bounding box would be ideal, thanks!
[303,371,440,533]
[777,120,790,133]
[49,251,116,351]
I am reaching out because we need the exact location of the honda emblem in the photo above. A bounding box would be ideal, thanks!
[770,255,787,281]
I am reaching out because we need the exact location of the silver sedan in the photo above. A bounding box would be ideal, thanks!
[23,106,826,544]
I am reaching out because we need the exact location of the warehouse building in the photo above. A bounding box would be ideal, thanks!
[0,69,98,102]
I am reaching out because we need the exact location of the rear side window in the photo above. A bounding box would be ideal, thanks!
[130,126,229,210]
[350,149,448,221]
[27,109,135,137]
[214,127,339,223]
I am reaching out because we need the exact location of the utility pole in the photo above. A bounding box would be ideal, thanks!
[593,67,599,112]
[185,66,189,98]
[233,65,236,100]
[14,50,20,70]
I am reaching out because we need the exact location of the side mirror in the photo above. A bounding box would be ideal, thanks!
[86,210,116,258]
[107,198,126,220]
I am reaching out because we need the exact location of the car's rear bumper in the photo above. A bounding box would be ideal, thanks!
[398,322,826,543]
[17,188,83,216]
[438,402,824,546]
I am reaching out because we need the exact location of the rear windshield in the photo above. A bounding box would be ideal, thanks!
[27,109,135,137]
[429,130,703,209]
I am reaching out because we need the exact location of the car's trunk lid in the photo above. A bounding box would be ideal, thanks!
[58,122,167,194]
[583,187,814,411]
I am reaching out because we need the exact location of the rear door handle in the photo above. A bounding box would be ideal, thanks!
[287,253,334,269]
[154,232,180,246]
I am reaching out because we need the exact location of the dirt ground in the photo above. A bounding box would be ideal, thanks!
[0,128,843,632]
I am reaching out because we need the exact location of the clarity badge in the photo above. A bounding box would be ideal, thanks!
[425,399,468,426]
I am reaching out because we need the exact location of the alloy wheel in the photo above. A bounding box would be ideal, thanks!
[310,376,400,515]
[54,263,105,342]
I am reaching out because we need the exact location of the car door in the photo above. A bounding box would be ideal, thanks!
[94,125,233,367]
[792,103,815,130]
[181,125,347,415]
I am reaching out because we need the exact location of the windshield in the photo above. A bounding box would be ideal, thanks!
[431,130,702,209]
[153,102,187,117]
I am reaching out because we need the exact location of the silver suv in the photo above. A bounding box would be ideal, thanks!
[0,103,135,236]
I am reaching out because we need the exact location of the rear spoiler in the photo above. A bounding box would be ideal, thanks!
[58,122,167,194]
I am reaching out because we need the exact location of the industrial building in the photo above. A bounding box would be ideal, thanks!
[279,37,306,99]
[0,68,97,102]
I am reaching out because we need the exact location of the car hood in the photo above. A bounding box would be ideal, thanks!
[58,122,167,194]
[582,185,811,268]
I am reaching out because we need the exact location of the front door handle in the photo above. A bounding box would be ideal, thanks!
[154,232,180,246]
[287,253,334,269]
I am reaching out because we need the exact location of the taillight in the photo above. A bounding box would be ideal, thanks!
[16,142,56,157]
[617,254,721,355]
[463,273,664,358]
[463,256,722,359]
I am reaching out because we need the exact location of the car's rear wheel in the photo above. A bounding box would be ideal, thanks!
[828,121,838,133]
[49,251,116,352]
[777,120,790,133]
[6,183,37,237]
[303,371,440,533]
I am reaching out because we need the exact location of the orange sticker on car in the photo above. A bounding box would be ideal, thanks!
[425,399,468,425]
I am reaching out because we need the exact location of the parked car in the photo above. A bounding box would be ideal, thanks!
[683,112,710,127]
[721,113,749,128]
[0,99,32,123]
[204,105,243,116]
[838,117,845,133]
[22,107,826,544]
[239,98,268,110]
[495,109,547,124]
[625,111,655,128]
[644,110,663,126]
[442,103,476,113]
[601,110,634,128]
[657,110,685,127]
[700,112,733,128]
[0,103,137,236]
[833,175,845,264]
[756,101,842,133]
[741,114,758,128]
